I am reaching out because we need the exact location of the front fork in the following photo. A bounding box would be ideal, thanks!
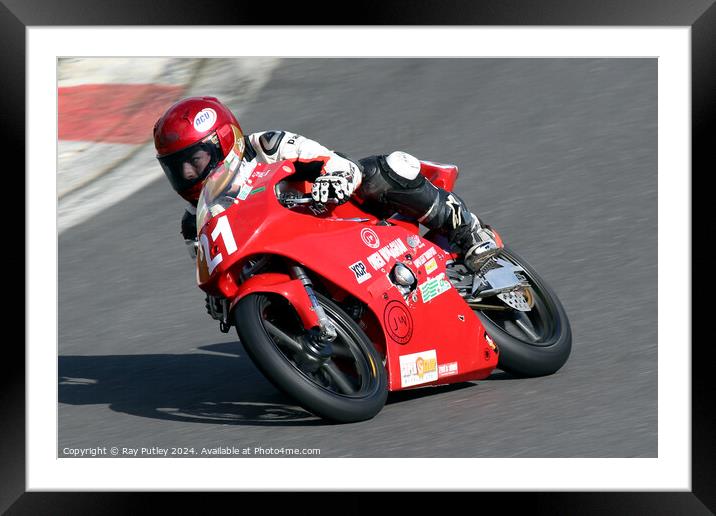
[289,264,337,354]
[206,295,232,333]
[221,261,337,356]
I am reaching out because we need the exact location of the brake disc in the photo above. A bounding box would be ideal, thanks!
[497,289,532,311]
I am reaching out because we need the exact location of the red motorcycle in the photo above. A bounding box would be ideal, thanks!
[195,157,571,423]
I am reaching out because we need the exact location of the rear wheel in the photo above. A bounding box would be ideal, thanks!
[234,292,388,423]
[474,247,572,377]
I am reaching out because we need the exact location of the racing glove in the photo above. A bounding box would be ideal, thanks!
[311,169,360,204]
[181,208,198,240]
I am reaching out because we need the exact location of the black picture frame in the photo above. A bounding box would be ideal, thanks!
[6,0,712,513]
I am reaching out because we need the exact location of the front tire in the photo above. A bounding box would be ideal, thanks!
[474,247,572,377]
[234,292,388,423]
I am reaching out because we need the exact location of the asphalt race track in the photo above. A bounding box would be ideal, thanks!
[59,59,657,458]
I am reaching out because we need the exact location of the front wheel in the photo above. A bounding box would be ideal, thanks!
[474,247,572,377]
[234,292,388,423]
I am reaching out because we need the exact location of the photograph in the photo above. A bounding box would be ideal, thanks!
[57,56,657,459]
[6,1,711,509]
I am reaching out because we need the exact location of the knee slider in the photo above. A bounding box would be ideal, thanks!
[356,153,430,214]
[385,151,421,183]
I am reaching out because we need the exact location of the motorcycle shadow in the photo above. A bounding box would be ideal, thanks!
[385,370,518,405]
[386,382,477,404]
[58,343,326,427]
[486,370,520,381]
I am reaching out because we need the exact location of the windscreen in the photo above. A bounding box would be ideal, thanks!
[196,158,250,232]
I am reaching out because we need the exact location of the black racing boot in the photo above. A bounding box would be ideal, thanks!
[419,189,499,272]
[453,213,500,272]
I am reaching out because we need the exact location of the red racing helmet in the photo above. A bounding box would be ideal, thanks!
[153,96,245,203]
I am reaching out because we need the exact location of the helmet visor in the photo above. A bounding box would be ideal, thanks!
[158,135,223,194]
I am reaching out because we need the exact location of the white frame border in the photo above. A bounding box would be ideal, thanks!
[28,26,690,491]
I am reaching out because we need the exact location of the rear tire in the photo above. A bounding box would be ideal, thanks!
[474,247,572,377]
[234,292,388,423]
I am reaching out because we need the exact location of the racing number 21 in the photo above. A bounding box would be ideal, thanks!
[199,215,238,274]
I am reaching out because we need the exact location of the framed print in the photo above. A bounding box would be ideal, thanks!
[5,0,713,512]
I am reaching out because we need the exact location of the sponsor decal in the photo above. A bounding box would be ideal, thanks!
[193,108,217,132]
[419,273,452,303]
[282,165,292,172]
[425,257,438,275]
[406,235,420,248]
[235,133,245,156]
[438,361,459,378]
[400,350,438,387]
[367,252,386,270]
[236,160,257,185]
[225,150,237,165]
[366,239,408,270]
[252,167,271,179]
[458,314,465,322]
[361,228,380,249]
[377,238,408,263]
[238,183,253,200]
[348,260,372,284]
[383,301,413,344]
[249,186,266,195]
[414,247,437,268]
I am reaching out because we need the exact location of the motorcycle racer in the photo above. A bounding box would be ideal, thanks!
[153,96,498,272]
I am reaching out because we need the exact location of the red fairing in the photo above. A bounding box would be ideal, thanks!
[197,160,498,392]
[419,160,459,192]
[229,273,321,330]
[490,227,505,248]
